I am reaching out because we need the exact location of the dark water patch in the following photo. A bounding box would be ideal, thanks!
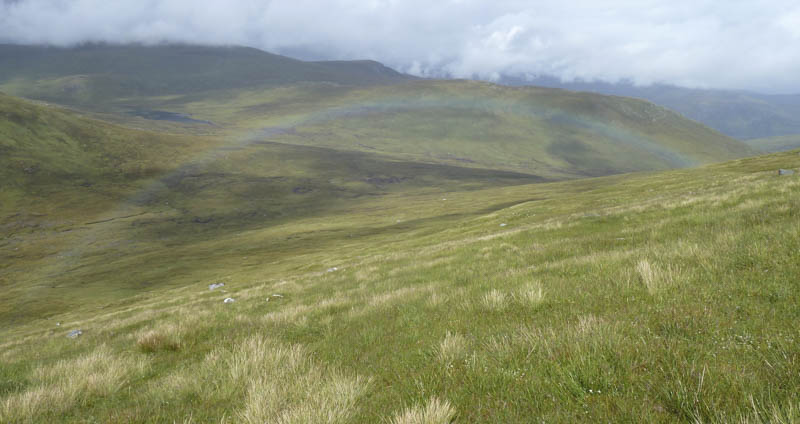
[129,110,214,125]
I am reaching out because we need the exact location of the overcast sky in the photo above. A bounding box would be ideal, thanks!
[2,0,799,93]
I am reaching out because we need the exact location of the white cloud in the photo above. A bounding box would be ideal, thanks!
[1,0,799,93]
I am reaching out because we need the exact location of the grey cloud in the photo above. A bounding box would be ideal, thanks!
[1,0,799,93]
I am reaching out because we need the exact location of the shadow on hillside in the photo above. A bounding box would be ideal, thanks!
[122,141,546,242]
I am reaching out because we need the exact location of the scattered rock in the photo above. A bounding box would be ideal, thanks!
[778,169,795,176]
[223,298,235,304]
[209,283,225,290]
[326,267,339,273]
[66,329,82,339]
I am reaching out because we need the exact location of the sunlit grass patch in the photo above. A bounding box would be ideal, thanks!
[389,397,456,424]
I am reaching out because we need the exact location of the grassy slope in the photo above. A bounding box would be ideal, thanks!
[745,134,800,153]
[0,44,755,179]
[149,80,756,179]
[0,93,542,323]
[505,77,800,140]
[646,89,800,139]
[0,48,789,422]
[1,141,798,422]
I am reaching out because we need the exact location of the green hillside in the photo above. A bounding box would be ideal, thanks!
[745,134,800,153]
[1,98,798,420]
[0,92,543,323]
[0,45,793,423]
[0,44,755,180]
[503,76,800,140]
[0,44,410,106]
[209,80,754,178]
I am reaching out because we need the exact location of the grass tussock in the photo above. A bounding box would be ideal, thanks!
[481,289,508,310]
[0,346,146,422]
[153,335,369,423]
[636,258,679,294]
[436,332,467,364]
[236,337,369,424]
[516,282,544,306]
[390,397,456,424]
[136,327,181,353]
[701,399,800,424]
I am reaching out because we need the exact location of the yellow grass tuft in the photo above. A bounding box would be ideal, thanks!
[150,335,369,423]
[710,398,800,424]
[436,332,467,364]
[235,336,371,423]
[517,282,544,305]
[136,328,181,353]
[636,258,679,294]
[390,397,457,424]
[426,292,448,307]
[0,346,146,422]
[482,289,507,310]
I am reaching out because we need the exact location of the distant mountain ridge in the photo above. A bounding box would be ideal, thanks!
[499,75,800,141]
[5,43,800,144]
[0,43,412,104]
[744,135,800,153]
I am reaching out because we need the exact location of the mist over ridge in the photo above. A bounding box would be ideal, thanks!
[2,0,800,94]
